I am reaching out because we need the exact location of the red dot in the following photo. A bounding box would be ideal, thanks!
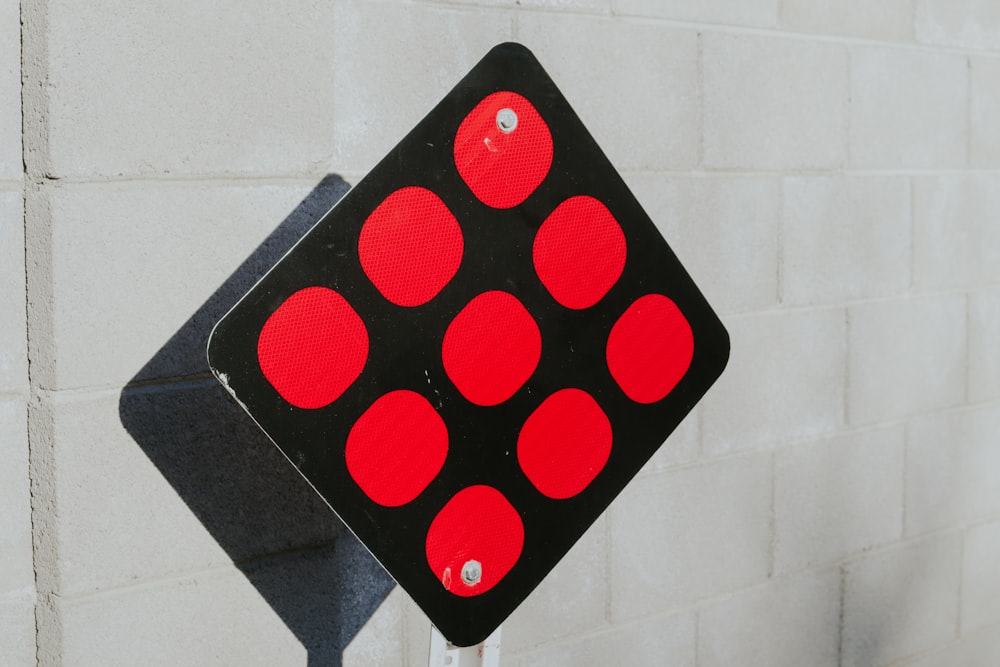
[425,485,524,597]
[606,294,694,404]
[533,196,627,310]
[257,287,368,409]
[442,291,541,406]
[454,91,553,209]
[359,186,464,307]
[517,389,613,499]
[346,391,448,507]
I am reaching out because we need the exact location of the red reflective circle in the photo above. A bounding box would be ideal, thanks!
[533,196,627,310]
[358,186,464,307]
[425,485,524,597]
[257,287,368,409]
[517,389,613,499]
[454,91,553,209]
[606,294,694,404]
[442,291,541,406]
[346,390,448,507]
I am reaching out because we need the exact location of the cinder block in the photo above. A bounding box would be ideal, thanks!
[0,0,18,180]
[962,521,1000,633]
[848,296,966,426]
[850,46,967,169]
[609,454,771,621]
[41,179,348,391]
[626,174,780,315]
[0,599,36,667]
[971,57,1000,167]
[698,569,840,667]
[916,0,1000,50]
[0,191,27,391]
[517,14,700,170]
[510,611,695,667]
[781,176,911,306]
[331,1,513,175]
[52,384,342,596]
[702,309,846,456]
[774,426,904,574]
[502,516,607,652]
[969,289,1000,402]
[906,405,1000,536]
[60,565,294,666]
[842,536,961,667]
[59,539,396,666]
[914,174,1000,290]
[518,0,608,9]
[0,400,33,598]
[614,0,777,26]
[431,0,609,10]
[44,1,341,178]
[703,33,847,170]
[779,0,914,41]
[898,627,1000,667]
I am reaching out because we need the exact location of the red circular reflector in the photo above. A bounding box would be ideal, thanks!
[517,388,613,499]
[257,286,368,409]
[454,91,553,209]
[358,186,464,307]
[425,485,524,597]
[442,291,542,406]
[606,294,694,404]
[346,390,448,507]
[533,196,627,310]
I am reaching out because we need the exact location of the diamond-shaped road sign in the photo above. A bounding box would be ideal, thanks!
[207,43,730,647]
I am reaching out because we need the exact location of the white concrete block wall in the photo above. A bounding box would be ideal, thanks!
[914,174,1000,290]
[698,569,841,667]
[773,427,904,574]
[781,176,911,306]
[849,46,968,169]
[702,33,848,170]
[971,56,1000,166]
[969,289,1000,402]
[915,0,1000,50]
[0,0,20,181]
[9,1,1000,666]
[702,308,846,454]
[842,535,961,667]
[780,0,913,42]
[2,0,34,663]
[609,455,772,620]
[848,296,966,425]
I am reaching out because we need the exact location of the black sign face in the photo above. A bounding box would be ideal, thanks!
[207,42,729,647]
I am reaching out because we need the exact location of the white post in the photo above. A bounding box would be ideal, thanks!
[429,625,502,667]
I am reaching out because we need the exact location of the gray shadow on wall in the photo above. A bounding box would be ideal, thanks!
[118,175,395,667]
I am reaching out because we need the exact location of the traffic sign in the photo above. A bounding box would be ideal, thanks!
[207,42,729,647]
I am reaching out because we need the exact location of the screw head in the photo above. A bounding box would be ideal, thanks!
[461,559,483,586]
[496,108,518,133]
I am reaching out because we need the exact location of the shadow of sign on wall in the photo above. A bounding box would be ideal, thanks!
[118,175,393,667]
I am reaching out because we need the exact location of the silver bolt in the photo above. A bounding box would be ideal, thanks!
[461,559,483,586]
[496,108,518,134]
